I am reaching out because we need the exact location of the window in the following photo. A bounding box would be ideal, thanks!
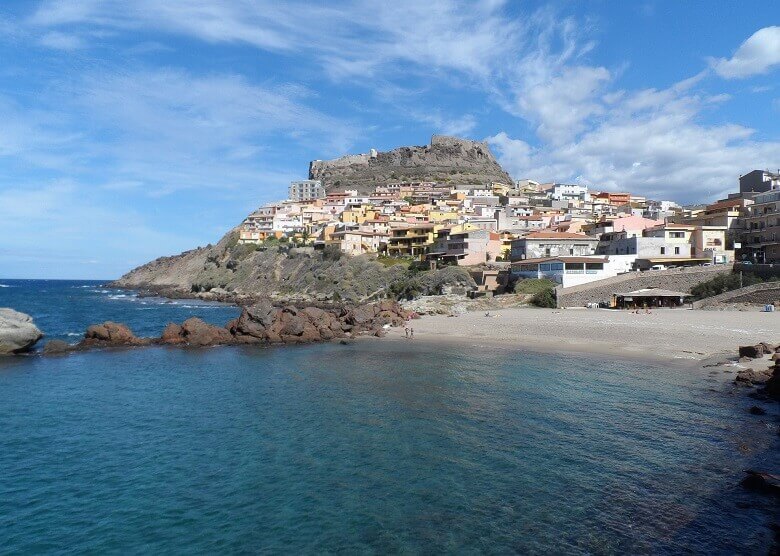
[569,248,574,255]
[545,248,551,256]
[674,247,680,255]
[660,247,666,255]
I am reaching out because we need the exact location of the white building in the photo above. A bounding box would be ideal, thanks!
[551,183,589,202]
[289,180,325,202]
[511,256,622,288]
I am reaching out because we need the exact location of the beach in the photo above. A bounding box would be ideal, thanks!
[389,307,779,362]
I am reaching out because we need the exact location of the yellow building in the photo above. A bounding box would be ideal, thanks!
[387,223,443,258]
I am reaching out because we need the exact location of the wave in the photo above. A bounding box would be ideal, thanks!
[0,284,11,288]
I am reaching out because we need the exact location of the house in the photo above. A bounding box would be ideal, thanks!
[387,223,441,258]
[427,229,502,266]
[742,189,780,263]
[740,170,780,195]
[690,226,732,264]
[511,256,616,288]
[510,231,599,261]
[330,230,388,255]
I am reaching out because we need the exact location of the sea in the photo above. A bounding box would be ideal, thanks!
[0,279,777,554]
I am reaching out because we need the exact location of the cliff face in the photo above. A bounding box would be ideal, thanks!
[309,135,513,193]
[112,230,476,304]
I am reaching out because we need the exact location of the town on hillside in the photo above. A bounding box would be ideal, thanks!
[237,168,779,305]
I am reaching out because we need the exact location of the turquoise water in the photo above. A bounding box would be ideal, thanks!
[0,280,778,553]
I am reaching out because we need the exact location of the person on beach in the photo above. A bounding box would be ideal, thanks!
[410,327,414,339]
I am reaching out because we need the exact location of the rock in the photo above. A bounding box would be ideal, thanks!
[0,308,43,354]
[741,470,780,496]
[764,365,780,401]
[160,323,185,344]
[735,368,773,387]
[180,317,233,346]
[85,321,139,344]
[739,345,764,359]
[749,405,767,415]
[42,339,71,355]
[309,135,514,194]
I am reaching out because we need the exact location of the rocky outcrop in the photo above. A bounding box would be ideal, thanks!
[43,301,411,354]
[309,135,514,194]
[110,230,474,305]
[0,308,43,354]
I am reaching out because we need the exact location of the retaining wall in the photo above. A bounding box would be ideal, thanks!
[693,282,780,308]
[556,265,732,308]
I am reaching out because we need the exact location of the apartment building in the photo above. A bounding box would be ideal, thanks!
[742,189,780,263]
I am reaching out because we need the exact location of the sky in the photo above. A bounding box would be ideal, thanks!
[0,1,779,279]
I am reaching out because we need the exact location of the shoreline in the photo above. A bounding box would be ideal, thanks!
[385,306,779,365]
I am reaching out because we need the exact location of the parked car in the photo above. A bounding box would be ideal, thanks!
[649,264,666,271]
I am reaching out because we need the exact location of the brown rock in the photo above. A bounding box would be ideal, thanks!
[84,321,144,345]
[160,323,184,344]
[180,317,233,346]
[738,345,764,359]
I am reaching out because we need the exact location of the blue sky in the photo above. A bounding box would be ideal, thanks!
[0,1,778,279]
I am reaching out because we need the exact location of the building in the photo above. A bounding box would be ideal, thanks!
[510,231,599,261]
[593,191,631,206]
[550,183,589,202]
[739,170,780,195]
[690,226,731,264]
[742,189,780,263]
[612,288,691,309]
[330,230,388,255]
[511,256,616,288]
[428,229,502,266]
[289,180,325,202]
[387,224,441,258]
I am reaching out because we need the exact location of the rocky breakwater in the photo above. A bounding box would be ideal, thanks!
[733,342,780,399]
[0,308,43,354]
[43,301,412,354]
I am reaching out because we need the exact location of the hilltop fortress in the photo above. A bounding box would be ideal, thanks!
[309,135,514,193]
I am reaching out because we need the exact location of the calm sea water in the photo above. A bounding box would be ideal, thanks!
[0,280,778,554]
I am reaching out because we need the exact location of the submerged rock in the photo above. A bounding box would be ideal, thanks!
[0,308,43,354]
[42,339,72,355]
[741,470,780,496]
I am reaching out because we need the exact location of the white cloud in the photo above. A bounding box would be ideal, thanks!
[711,26,780,79]
[488,81,780,203]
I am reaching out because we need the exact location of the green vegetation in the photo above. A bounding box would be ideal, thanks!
[690,271,778,300]
[512,278,557,295]
[376,256,411,268]
[510,278,557,307]
[530,288,557,308]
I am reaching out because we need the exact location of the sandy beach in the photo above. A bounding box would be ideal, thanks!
[387,307,779,363]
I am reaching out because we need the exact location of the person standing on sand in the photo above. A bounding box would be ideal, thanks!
[410,327,414,339]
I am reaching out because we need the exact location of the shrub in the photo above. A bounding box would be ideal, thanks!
[530,288,557,308]
[513,278,557,295]
[690,271,771,300]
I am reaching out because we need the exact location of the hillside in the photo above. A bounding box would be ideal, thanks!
[111,229,476,304]
[309,135,513,193]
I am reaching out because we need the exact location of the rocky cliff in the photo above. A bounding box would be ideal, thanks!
[309,135,513,193]
[111,229,476,304]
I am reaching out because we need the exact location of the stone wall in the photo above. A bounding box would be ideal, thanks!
[555,265,732,307]
[693,282,780,308]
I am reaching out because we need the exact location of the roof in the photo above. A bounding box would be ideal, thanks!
[523,231,597,240]
[614,288,691,298]
[512,256,608,266]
